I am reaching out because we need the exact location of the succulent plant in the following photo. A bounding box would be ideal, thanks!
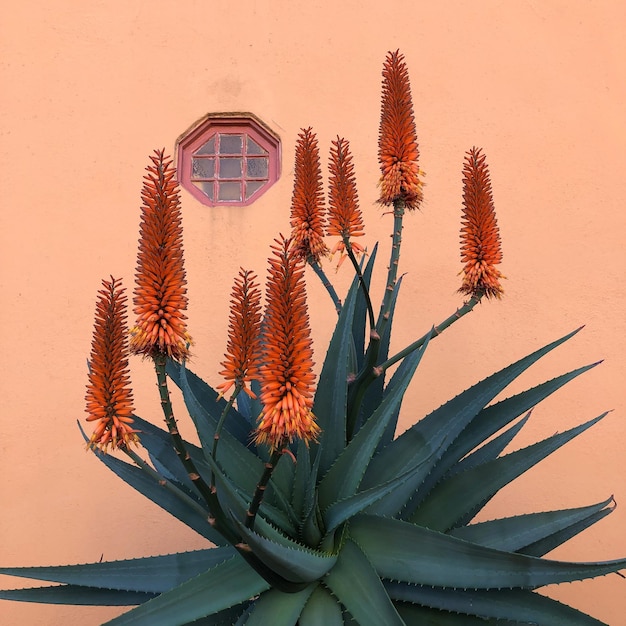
[1,50,624,626]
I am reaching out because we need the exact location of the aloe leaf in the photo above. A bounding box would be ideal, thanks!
[350,514,626,589]
[386,582,608,625]
[130,415,198,490]
[312,274,358,475]
[242,586,315,625]
[292,440,310,519]
[411,413,607,531]
[299,584,344,626]
[78,425,224,544]
[233,518,337,584]
[521,504,615,558]
[351,243,378,370]
[181,603,252,625]
[361,329,585,504]
[166,360,252,447]
[103,556,269,626]
[0,585,156,606]
[405,363,599,514]
[394,602,527,625]
[323,453,430,532]
[234,383,261,428]
[448,412,530,476]
[202,446,297,536]
[358,275,404,438]
[176,365,293,513]
[324,539,404,626]
[303,446,321,523]
[318,335,429,510]
[449,497,615,553]
[0,548,235,593]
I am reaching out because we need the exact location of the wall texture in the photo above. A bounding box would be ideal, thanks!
[1,1,625,623]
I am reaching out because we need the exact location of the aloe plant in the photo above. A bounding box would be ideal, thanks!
[1,50,623,626]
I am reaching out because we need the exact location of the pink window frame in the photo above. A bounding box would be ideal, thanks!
[176,114,281,207]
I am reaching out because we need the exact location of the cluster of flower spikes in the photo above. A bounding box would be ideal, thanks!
[85,51,503,455]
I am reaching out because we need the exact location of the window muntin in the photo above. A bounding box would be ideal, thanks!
[177,115,280,207]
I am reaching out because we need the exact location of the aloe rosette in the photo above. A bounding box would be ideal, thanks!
[1,51,624,625]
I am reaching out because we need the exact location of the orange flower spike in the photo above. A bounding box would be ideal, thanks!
[217,269,263,398]
[255,236,320,450]
[130,149,192,361]
[85,277,138,451]
[459,147,505,299]
[290,127,329,263]
[327,136,365,262]
[378,50,424,211]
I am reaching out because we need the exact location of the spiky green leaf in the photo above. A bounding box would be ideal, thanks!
[176,364,293,514]
[0,548,235,593]
[298,584,344,626]
[324,539,404,626]
[394,601,529,625]
[350,515,626,589]
[318,335,429,510]
[242,586,315,625]
[449,497,615,554]
[103,556,269,626]
[352,243,378,370]
[78,423,223,544]
[404,363,599,515]
[411,413,607,531]
[233,518,336,584]
[0,585,155,606]
[312,273,358,475]
[386,582,609,625]
[360,329,585,516]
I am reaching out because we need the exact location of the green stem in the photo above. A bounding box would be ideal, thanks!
[212,382,242,491]
[245,444,285,530]
[344,239,376,332]
[377,292,483,374]
[153,354,235,541]
[376,198,405,336]
[308,257,342,315]
[346,199,405,439]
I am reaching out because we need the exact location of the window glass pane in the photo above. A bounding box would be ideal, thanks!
[219,134,242,154]
[192,181,214,200]
[247,136,267,155]
[218,182,242,201]
[195,136,216,155]
[192,158,215,179]
[245,181,265,199]
[246,157,268,179]
[219,157,242,178]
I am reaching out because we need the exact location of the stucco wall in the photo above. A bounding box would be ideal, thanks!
[1,1,625,623]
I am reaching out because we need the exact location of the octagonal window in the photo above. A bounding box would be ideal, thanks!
[176,114,281,207]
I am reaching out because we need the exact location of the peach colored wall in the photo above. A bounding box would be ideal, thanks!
[1,1,625,623]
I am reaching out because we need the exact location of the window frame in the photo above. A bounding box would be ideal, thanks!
[176,113,281,207]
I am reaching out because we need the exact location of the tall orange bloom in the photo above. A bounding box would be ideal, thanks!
[85,277,138,451]
[217,268,263,398]
[255,236,320,450]
[459,147,504,299]
[327,136,365,263]
[130,149,191,360]
[378,50,424,211]
[290,127,329,263]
